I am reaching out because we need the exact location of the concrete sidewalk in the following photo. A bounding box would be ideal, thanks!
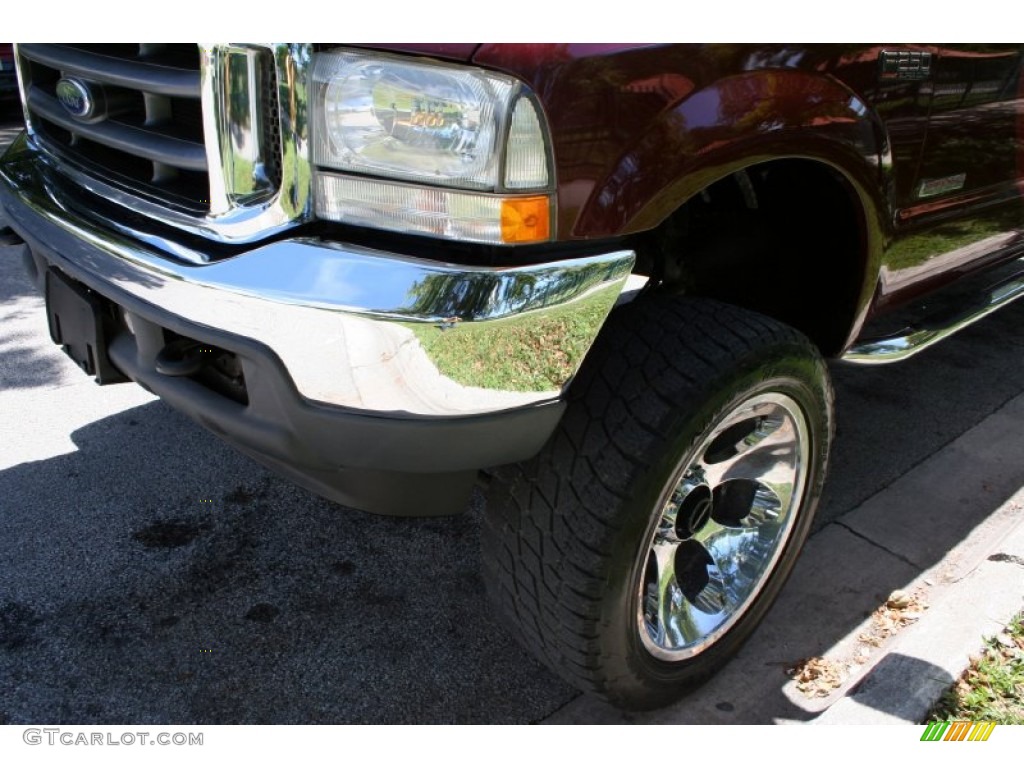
[547,390,1024,724]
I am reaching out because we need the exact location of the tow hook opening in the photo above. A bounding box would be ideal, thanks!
[155,338,209,377]
[156,332,249,405]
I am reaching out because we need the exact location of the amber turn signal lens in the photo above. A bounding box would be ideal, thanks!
[500,196,551,244]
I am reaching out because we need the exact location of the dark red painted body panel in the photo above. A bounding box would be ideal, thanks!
[473,45,885,237]
[470,44,1024,327]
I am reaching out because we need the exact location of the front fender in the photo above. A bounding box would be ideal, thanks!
[573,68,893,349]
[575,68,889,238]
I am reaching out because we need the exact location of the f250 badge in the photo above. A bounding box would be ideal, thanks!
[55,78,96,121]
[879,50,933,81]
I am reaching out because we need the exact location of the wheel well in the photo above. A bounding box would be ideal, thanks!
[634,159,866,356]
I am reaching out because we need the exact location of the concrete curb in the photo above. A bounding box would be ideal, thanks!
[812,497,1024,724]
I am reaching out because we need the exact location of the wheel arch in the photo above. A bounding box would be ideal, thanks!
[574,69,892,354]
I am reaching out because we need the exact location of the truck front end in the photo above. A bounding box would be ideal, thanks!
[0,43,634,515]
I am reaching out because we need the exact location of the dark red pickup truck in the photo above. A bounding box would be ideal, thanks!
[1,44,1021,709]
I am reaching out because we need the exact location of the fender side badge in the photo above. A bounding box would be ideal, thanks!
[880,50,932,81]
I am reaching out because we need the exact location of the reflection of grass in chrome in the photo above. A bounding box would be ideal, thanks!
[232,156,255,196]
[407,285,620,392]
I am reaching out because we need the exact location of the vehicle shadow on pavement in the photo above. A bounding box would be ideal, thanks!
[0,401,577,724]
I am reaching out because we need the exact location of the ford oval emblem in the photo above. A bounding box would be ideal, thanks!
[55,78,95,121]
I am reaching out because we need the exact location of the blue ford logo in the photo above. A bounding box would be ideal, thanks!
[55,78,95,121]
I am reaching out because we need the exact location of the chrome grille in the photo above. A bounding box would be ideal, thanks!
[14,43,312,245]
[18,43,210,213]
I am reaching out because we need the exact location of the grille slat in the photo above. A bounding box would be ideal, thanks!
[19,43,201,99]
[29,86,208,172]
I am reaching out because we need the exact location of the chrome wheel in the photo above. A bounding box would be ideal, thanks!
[637,392,810,661]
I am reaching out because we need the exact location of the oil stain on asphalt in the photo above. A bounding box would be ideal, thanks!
[133,519,210,549]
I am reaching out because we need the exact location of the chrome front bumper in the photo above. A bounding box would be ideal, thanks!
[0,133,635,418]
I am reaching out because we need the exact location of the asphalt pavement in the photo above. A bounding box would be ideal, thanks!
[1,117,1022,724]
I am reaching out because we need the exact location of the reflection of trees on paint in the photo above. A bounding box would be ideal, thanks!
[549,45,875,171]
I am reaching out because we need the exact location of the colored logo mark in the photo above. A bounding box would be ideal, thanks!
[920,721,996,742]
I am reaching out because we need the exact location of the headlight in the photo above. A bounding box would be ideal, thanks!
[312,49,552,244]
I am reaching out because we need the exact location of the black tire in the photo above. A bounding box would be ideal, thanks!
[482,297,834,710]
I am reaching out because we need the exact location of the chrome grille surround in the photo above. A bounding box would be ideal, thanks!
[14,43,311,245]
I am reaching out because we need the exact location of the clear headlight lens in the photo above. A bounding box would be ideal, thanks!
[313,50,514,190]
[312,49,553,244]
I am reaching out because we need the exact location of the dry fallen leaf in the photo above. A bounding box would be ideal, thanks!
[887,589,912,609]
[803,587,934,696]
[786,656,846,698]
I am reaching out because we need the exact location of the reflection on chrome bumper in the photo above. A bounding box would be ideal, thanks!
[0,136,635,416]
